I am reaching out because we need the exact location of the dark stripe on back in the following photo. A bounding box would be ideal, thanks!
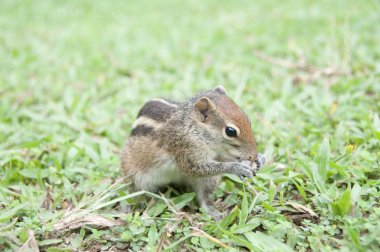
[130,125,154,136]
[137,100,177,122]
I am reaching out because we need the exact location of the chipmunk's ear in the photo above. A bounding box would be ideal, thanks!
[214,86,227,95]
[195,97,216,121]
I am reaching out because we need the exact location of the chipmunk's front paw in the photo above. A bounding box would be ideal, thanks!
[233,163,254,180]
[241,153,266,174]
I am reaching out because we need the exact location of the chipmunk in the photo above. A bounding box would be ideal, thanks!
[120,86,265,215]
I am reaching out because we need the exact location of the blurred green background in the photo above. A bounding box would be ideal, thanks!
[1,0,379,251]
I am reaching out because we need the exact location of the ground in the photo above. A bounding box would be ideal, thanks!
[1,0,379,251]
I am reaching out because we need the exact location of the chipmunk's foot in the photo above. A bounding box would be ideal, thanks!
[200,201,227,221]
[208,209,227,221]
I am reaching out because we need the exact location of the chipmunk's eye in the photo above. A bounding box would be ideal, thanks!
[225,127,237,137]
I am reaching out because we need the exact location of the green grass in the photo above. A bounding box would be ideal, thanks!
[1,0,379,251]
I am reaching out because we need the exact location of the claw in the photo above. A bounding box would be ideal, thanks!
[239,170,253,180]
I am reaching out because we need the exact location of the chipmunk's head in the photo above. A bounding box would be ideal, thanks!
[194,86,264,168]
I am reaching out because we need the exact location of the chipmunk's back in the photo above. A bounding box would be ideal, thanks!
[129,99,180,137]
[137,99,180,123]
[121,98,182,190]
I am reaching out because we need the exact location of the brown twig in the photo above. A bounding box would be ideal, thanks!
[254,51,350,82]
[190,227,230,249]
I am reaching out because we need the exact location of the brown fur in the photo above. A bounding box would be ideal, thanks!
[120,86,263,215]
[214,94,257,160]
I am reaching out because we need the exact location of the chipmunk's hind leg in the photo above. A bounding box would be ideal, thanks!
[191,176,225,220]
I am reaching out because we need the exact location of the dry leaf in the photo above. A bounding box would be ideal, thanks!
[54,213,124,232]
[285,202,318,217]
[41,187,54,210]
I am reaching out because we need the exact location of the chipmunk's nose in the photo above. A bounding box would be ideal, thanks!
[255,153,266,168]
